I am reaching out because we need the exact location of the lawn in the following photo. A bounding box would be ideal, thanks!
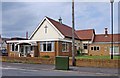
[75,55,120,60]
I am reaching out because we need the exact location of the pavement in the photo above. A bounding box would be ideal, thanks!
[0,62,120,77]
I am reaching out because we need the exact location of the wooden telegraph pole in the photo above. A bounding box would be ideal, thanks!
[72,0,76,66]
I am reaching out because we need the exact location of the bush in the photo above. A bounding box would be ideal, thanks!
[42,55,50,58]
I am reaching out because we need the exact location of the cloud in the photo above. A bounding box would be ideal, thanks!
[74,2,118,34]
[2,2,119,38]
[2,0,120,2]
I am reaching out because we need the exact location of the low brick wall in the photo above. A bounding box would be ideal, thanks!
[69,59,120,68]
[1,56,120,68]
[2,56,54,64]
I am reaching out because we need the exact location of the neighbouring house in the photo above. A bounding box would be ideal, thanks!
[6,16,120,57]
[0,35,10,56]
[76,29,95,55]
[89,28,120,56]
[0,35,10,50]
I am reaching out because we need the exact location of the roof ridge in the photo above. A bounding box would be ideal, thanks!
[96,34,120,36]
[46,16,72,29]
[76,29,94,31]
[46,16,79,39]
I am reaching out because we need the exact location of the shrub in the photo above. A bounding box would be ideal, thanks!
[42,55,50,58]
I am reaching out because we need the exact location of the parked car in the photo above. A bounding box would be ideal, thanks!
[0,49,8,56]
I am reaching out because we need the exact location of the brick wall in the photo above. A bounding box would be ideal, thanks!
[2,56,120,68]
[89,43,120,56]
[38,41,74,57]
[69,59,120,68]
[2,56,54,64]
[9,52,20,57]
[40,52,55,57]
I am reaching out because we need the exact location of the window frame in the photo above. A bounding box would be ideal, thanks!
[83,44,88,49]
[11,43,18,52]
[62,42,69,52]
[91,46,100,51]
[40,41,54,52]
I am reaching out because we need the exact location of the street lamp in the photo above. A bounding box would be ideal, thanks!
[110,0,114,59]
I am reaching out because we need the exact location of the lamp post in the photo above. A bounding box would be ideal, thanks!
[110,0,114,59]
[72,0,76,66]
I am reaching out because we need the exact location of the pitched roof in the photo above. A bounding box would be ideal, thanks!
[10,37,27,40]
[76,29,95,40]
[46,17,79,39]
[94,34,120,42]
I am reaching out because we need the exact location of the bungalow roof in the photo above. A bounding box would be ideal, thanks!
[76,29,95,41]
[94,34,120,42]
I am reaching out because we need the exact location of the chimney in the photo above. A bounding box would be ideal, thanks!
[105,28,108,37]
[26,31,28,39]
[58,17,62,24]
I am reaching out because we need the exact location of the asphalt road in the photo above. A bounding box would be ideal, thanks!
[0,62,119,76]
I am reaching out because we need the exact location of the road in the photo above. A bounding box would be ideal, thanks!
[0,62,119,76]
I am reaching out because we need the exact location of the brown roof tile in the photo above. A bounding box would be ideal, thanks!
[94,34,120,42]
[76,29,95,40]
[46,17,79,39]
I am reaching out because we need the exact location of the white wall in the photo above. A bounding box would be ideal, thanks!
[31,20,64,40]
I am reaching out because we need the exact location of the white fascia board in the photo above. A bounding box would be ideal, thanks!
[29,17,46,39]
[46,18,65,39]
[7,38,72,44]
[59,39,72,43]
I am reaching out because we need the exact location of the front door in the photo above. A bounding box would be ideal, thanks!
[20,45,30,57]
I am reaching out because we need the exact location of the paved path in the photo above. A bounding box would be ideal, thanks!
[1,62,119,76]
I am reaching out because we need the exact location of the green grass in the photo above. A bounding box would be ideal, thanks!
[75,55,120,60]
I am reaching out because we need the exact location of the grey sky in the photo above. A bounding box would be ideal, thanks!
[1,1,119,38]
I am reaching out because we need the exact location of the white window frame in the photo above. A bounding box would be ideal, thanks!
[91,46,100,51]
[10,43,18,52]
[40,41,54,52]
[62,42,69,52]
[83,44,88,49]
[110,46,119,55]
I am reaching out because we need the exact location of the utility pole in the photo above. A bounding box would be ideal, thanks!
[110,0,114,59]
[72,0,76,66]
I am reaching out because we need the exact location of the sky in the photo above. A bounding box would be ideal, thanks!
[1,0,119,38]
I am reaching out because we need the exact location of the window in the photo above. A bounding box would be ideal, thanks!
[15,45,18,51]
[31,46,34,51]
[12,43,15,51]
[11,43,18,51]
[62,42,69,52]
[94,47,96,51]
[91,47,93,50]
[40,42,54,52]
[83,44,88,49]
[91,46,100,51]
[44,26,48,33]
[110,46,119,55]
[47,42,52,51]
[97,47,99,50]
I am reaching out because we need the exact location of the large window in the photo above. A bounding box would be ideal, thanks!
[31,46,34,51]
[11,43,18,52]
[110,46,119,55]
[40,42,54,52]
[83,44,88,49]
[62,42,69,52]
